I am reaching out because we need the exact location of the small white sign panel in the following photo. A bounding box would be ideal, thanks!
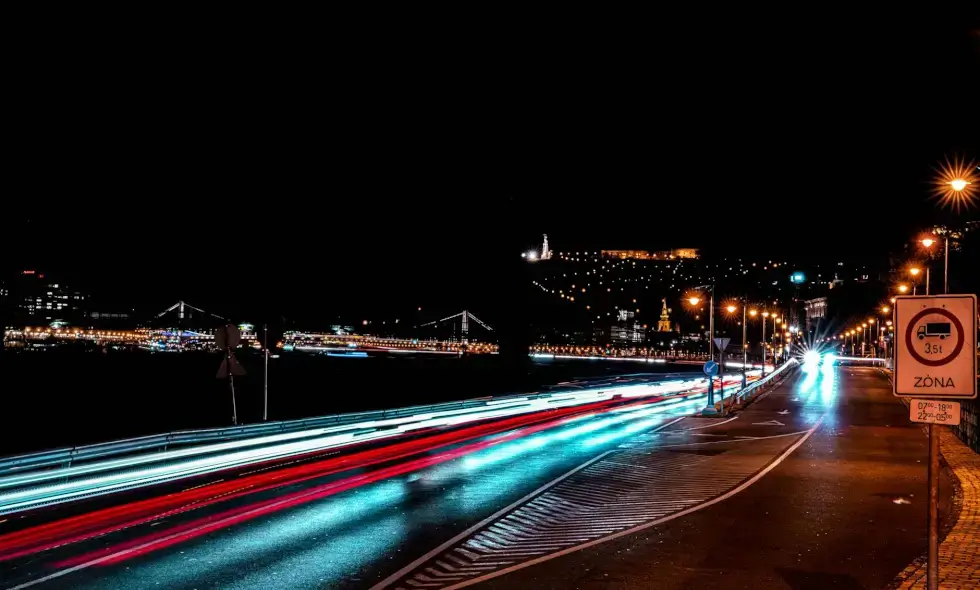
[910,399,960,425]
[894,295,977,399]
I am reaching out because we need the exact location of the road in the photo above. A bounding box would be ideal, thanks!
[0,364,946,589]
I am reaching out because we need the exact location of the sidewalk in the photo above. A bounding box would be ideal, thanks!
[892,426,980,589]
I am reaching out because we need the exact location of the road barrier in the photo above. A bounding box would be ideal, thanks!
[724,359,798,412]
[0,371,709,478]
[0,371,734,515]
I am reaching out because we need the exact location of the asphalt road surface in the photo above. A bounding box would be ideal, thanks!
[0,365,948,589]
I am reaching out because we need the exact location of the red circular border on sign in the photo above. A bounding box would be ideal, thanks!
[904,308,965,367]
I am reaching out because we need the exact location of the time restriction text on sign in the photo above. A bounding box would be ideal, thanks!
[909,399,961,425]
[894,294,977,399]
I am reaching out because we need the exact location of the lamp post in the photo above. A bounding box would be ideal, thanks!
[909,267,924,296]
[726,304,748,391]
[263,324,269,421]
[688,285,717,414]
[920,236,947,294]
[761,311,769,376]
[772,314,781,363]
[881,306,891,360]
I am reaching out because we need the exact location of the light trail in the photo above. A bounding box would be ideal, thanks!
[0,375,737,516]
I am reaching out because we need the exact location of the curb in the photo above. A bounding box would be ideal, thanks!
[888,426,980,588]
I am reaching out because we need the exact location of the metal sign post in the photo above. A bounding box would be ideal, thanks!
[714,338,731,413]
[216,324,245,426]
[702,360,719,415]
[893,294,977,590]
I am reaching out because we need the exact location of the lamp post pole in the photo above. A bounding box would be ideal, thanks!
[741,304,748,390]
[263,324,269,421]
[761,313,767,377]
[944,237,949,293]
[707,286,716,411]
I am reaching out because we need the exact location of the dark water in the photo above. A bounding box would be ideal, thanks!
[0,349,698,457]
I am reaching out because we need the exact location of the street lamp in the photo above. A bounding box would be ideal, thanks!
[686,285,718,414]
[920,235,949,294]
[725,303,750,391]
[898,284,909,294]
[909,266,928,295]
[761,311,770,375]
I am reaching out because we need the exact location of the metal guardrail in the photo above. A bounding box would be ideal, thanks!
[729,359,798,407]
[0,372,707,477]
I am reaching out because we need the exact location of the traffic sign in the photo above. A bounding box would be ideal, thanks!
[910,399,961,425]
[713,337,731,352]
[217,355,246,378]
[894,295,977,399]
[215,324,241,350]
[703,360,719,376]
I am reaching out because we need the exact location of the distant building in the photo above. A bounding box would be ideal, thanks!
[595,310,646,344]
[657,299,672,332]
[601,248,699,260]
[669,248,700,259]
[540,234,552,260]
[804,297,828,331]
[602,249,653,260]
[14,270,86,322]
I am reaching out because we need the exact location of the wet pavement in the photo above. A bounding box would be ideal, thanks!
[478,366,952,590]
[0,365,949,589]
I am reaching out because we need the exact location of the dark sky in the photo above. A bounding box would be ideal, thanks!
[6,14,979,325]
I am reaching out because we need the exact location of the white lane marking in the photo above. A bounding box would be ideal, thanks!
[653,429,812,448]
[370,416,684,590]
[680,415,739,431]
[435,413,825,590]
[751,420,785,426]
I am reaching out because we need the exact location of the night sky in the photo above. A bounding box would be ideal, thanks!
[6,15,978,326]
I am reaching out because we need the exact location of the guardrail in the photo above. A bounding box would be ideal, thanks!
[0,371,708,478]
[725,359,798,411]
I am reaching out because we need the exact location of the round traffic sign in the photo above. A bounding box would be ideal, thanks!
[703,360,719,376]
[904,308,966,367]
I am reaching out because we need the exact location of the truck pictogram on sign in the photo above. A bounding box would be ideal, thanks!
[916,322,951,340]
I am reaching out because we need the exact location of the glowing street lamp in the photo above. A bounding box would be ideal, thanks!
[685,285,719,414]
[909,265,929,295]
[933,156,978,211]
[920,234,950,294]
[898,284,909,294]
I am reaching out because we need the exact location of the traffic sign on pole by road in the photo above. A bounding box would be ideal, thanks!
[893,295,977,399]
[713,337,730,352]
[703,360,719,376]
[910,400,960,425]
